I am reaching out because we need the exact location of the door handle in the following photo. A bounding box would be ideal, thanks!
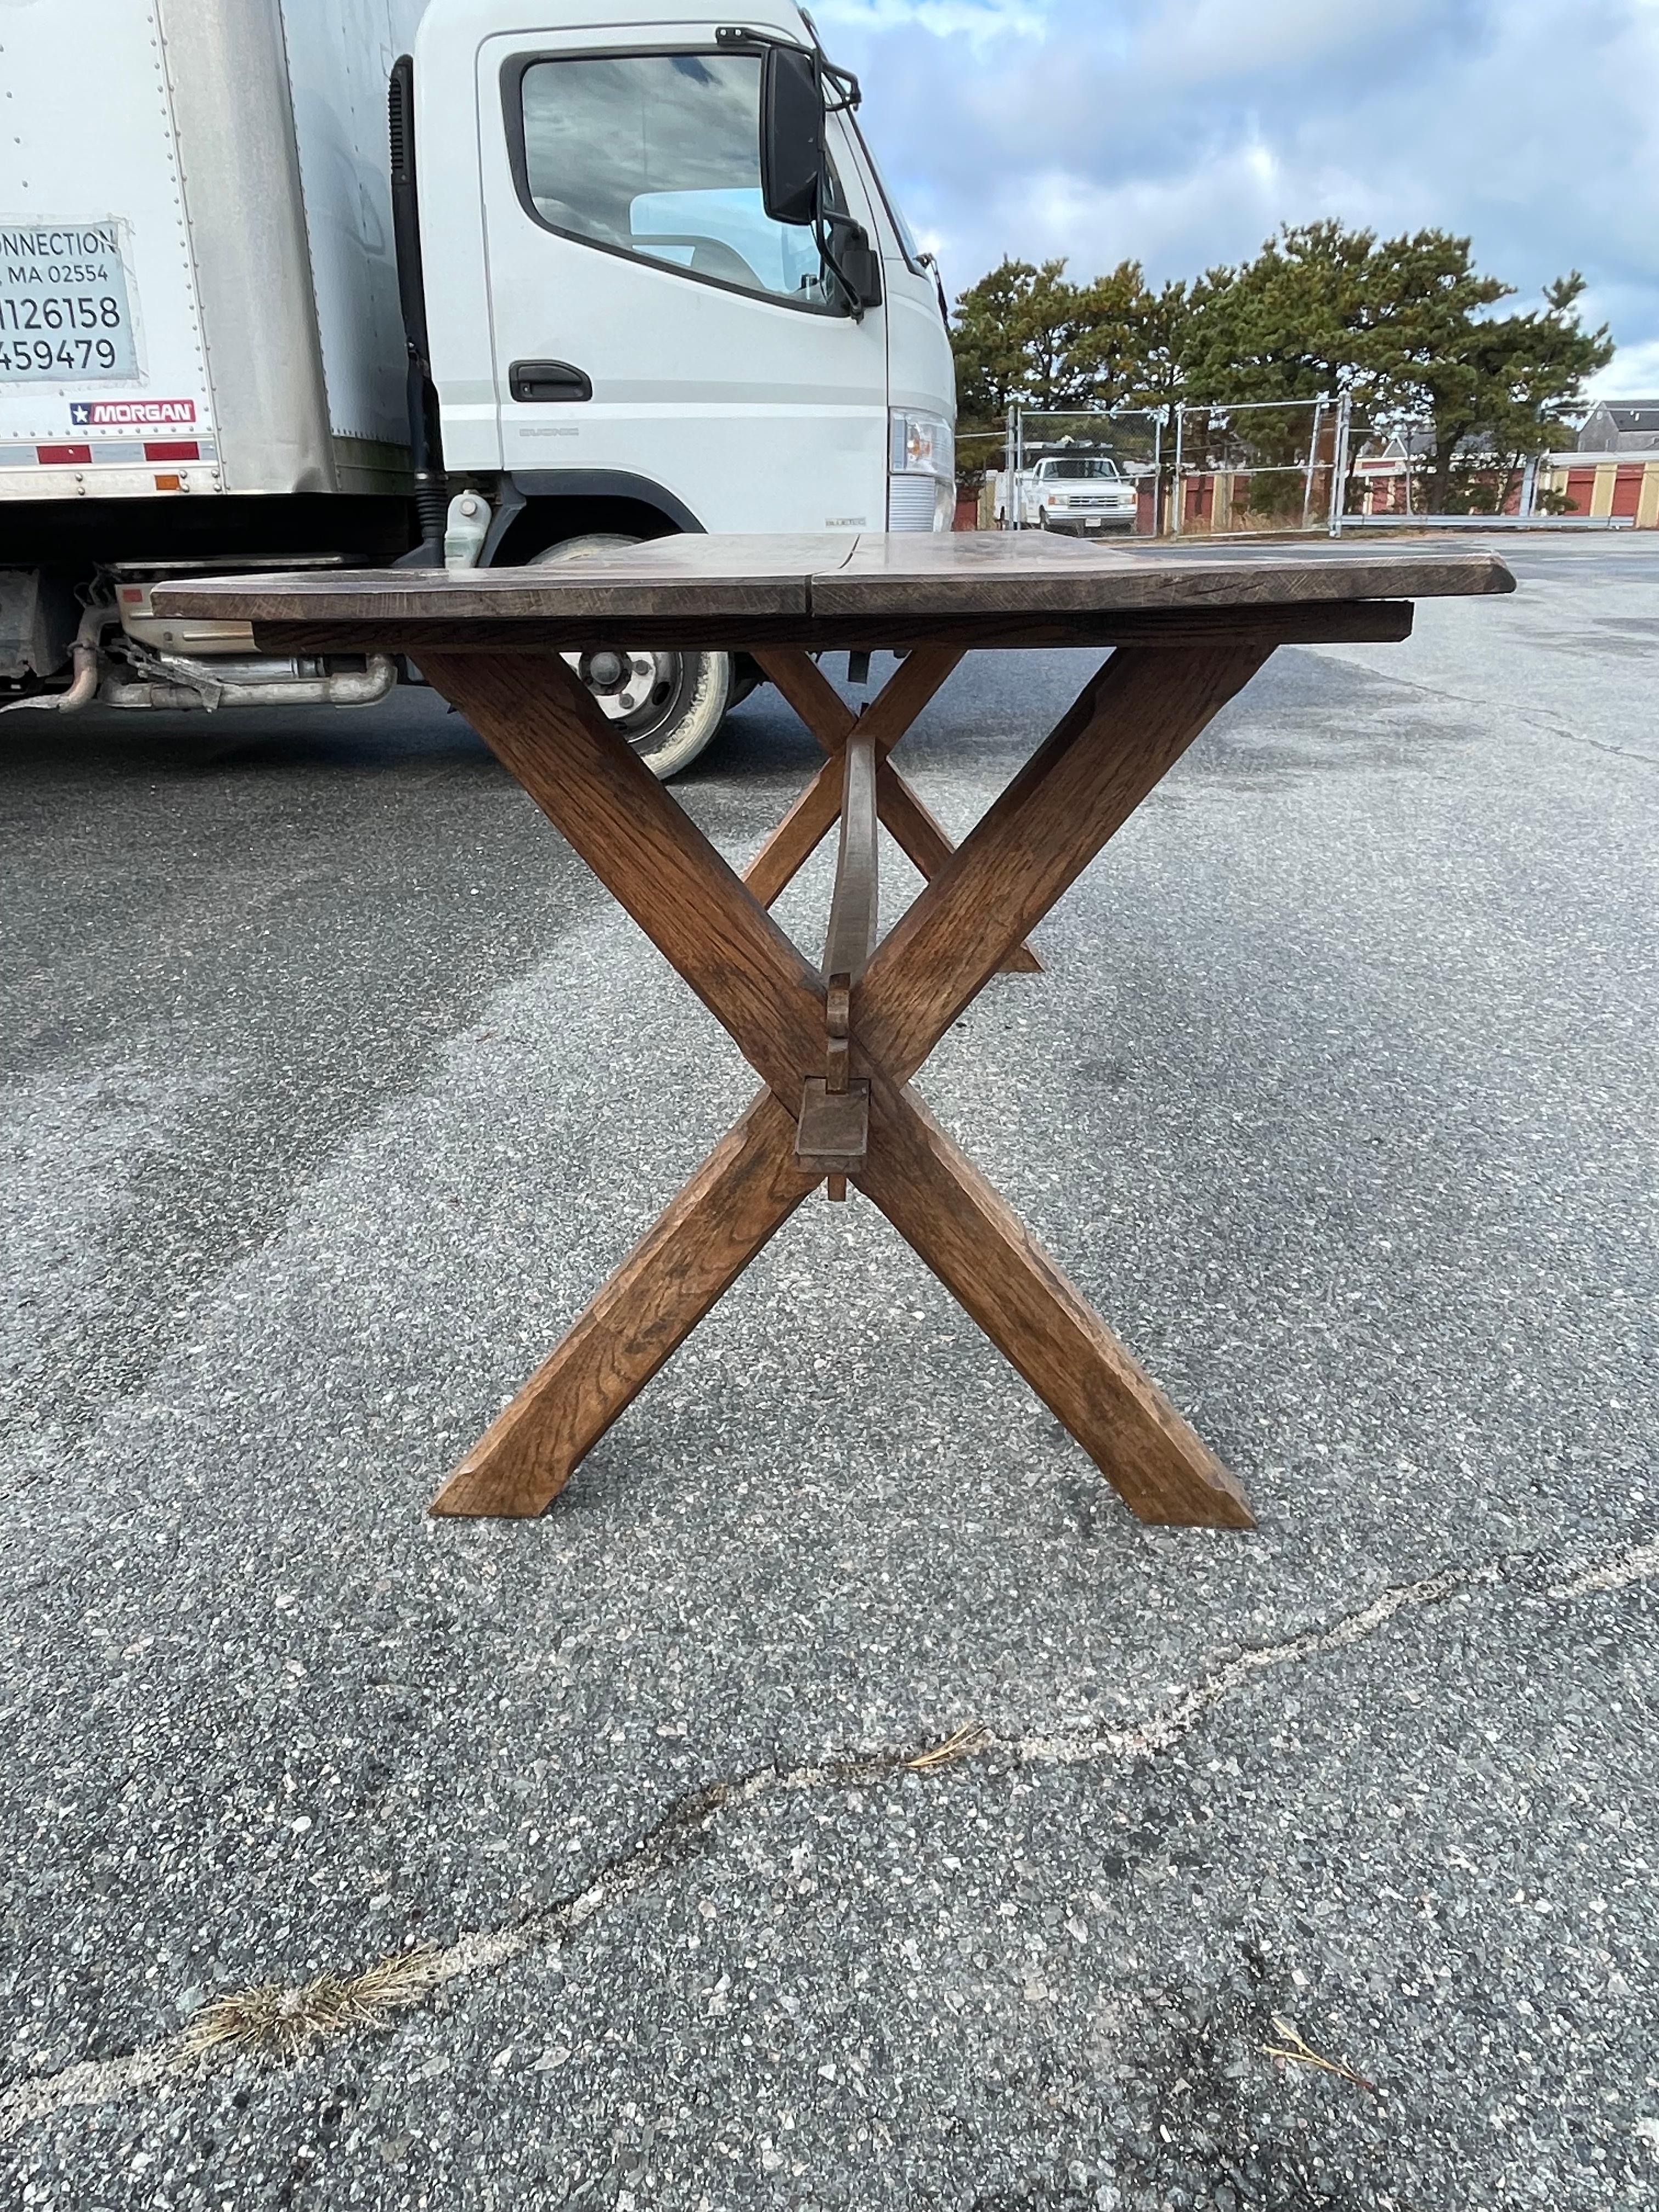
[509,360,592,403]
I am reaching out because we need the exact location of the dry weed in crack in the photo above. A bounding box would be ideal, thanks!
[184,1948,441,2062]
[1262,2013,1379,2098]
[2,1528,1653,2139]
[906,1723,992,1772]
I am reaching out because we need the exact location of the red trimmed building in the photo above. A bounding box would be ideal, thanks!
[1536,401,1659,527]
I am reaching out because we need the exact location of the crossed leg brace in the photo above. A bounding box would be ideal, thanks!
[742,645,1042,974]
[422,637,1270,1530]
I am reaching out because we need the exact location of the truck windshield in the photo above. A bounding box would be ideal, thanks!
[517,52,839,309]
[1037,457,1121,478]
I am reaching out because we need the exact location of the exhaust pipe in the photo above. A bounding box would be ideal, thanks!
[98,653,397,710]
[2,602,395,717]
[0,600,112,716]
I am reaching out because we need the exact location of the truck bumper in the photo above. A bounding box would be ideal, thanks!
[1044,515,1137,536]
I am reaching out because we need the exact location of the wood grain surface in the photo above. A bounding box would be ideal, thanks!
[742,644,961,906]
[435,1092,819,1517]
[868,762,1042,973]
[209,601,1413,659]
[856,641,1274,1081]
[420,636,1268,1525]
[859,1081,1253,1527]
[817,530,1513,617]
[152,531,1512,654]
[191,542,1504,1530]
[744,645,1040,970]
[416,652,827,1111]
[821,726,879,986]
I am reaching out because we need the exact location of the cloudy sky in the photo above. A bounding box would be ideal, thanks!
[814,0,1659,395]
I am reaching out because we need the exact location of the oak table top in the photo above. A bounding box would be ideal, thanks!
[154,535,1516,1530]
[155,530,1515,656]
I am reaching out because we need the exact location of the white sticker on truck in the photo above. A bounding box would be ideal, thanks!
[0,220,137,382]
[70,398,193,427]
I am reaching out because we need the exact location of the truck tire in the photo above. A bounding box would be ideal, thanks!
[528,533,731,780]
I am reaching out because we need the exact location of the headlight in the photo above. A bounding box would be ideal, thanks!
[889,410,955,483]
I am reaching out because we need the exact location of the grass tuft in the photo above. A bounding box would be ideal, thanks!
[905,1722,990,1773]
[184,1946,442,2063]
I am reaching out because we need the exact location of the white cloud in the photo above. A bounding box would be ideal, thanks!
[1590,337,1659,397]
[818,0,1659,368]
[815,0,1047,43]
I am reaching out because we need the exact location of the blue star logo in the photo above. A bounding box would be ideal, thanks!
[70,403,90,425]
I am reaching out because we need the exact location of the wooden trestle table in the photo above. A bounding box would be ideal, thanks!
[157,533,1514,1531]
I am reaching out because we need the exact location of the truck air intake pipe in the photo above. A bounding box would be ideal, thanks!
[389,55,447,562]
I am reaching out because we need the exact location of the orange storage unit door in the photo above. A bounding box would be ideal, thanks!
[1611,465,1644,518]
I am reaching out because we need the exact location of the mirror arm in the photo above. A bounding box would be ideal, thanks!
[816,205,880,320]
[797,10,862,106]
[814,207,862,324]
[819,59,861,111]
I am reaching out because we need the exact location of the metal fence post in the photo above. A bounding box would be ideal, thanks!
[1329,393,1352,538]
[1301,399,1324,531]
[1171,405,1184,537]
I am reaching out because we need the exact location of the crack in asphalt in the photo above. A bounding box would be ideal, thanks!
[1309,643,1659,770]
[3,1528,1653,2139]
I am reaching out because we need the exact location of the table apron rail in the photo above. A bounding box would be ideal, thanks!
[247,601,1414,659]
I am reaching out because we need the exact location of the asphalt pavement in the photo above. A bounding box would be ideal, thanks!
[1,534,1655,2211]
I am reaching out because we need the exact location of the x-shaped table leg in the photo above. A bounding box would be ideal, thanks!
[423,638,1271,1529]
[744,646,1043,973]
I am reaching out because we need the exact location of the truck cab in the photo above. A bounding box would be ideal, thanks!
[416,0,955,541]
[402,0,958,770]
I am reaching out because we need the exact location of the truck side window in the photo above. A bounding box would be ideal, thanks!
[516,51,842,310]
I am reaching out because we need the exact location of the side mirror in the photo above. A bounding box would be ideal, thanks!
[760,44,824,227]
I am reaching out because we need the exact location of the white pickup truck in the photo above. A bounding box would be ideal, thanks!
[992,454,1139,536]
[0,0,956,775]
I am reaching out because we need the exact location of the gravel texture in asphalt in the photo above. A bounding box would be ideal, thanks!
[1,536,1655,2209]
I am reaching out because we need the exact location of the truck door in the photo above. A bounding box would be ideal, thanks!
[474,26,889,534]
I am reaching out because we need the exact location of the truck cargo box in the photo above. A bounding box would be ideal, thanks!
[0,0,421,507]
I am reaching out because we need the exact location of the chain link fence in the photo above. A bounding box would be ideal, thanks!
[1169,398,1348,535]
[961,397,1362,537]
[959,402,1631,534]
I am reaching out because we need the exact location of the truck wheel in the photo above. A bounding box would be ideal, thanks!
[528,533,730,780]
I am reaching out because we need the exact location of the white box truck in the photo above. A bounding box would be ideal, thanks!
[0,0,956,773]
